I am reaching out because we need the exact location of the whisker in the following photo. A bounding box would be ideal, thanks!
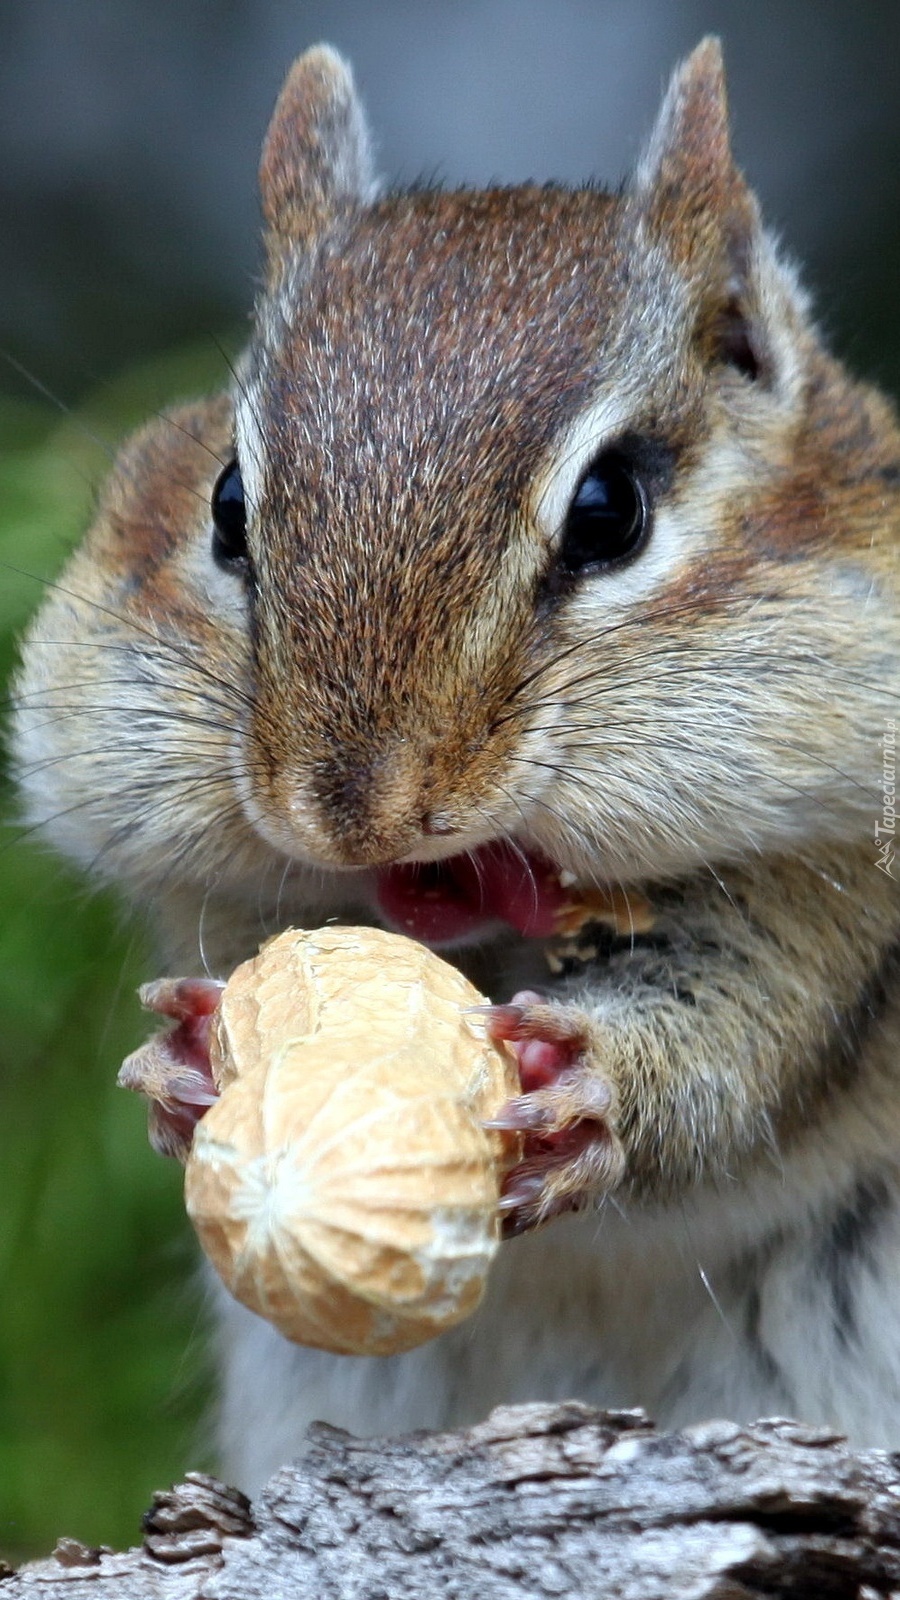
[0,349,120,467]
[3,569,257,717]
[498,591,758,713]
[0,348,236,517]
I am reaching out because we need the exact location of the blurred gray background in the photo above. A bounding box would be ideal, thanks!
[1,0,899,406]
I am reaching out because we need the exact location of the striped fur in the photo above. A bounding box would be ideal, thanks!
[11,39,900,1488]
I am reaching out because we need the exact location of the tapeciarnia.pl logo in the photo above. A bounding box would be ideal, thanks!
[875,719,896,878]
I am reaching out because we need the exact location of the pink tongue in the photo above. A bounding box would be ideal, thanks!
[375,842,568,945]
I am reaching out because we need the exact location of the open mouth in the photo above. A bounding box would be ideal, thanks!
[123,844,567,1160]
[374,841,572,945]
[122,841,652,1161]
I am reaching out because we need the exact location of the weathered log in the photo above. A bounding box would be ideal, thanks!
[7,1403,900,1597]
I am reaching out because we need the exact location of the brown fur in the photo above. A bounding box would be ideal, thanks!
[11,37,900,1469]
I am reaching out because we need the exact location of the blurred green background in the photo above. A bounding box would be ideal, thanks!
[1,0,900,1568]
[0,349,236,1565]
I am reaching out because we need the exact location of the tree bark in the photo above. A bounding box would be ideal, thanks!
[6,1403,900,1598]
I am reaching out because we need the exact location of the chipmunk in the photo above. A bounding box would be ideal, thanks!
[11,38,900,1493]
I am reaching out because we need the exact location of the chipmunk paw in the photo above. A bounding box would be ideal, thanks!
[481,992,624,1235]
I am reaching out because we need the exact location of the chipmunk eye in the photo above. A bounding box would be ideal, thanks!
[211,460,248,569]
[559,451,649,574]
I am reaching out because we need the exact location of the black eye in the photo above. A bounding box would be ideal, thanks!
[211,459,248,569]
[559,451,649,575]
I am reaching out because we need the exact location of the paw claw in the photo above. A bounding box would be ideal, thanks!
[483,1094,557,1133]
[498,1173,547,1210]
[477,1002,531,1042]
[498,1162,592,1236]
[139,976,225,1022]
[480,998,587,1050]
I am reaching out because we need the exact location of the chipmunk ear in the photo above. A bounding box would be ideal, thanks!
[635,37,755,244]
[260,45,376,272]
[633,38,771,379]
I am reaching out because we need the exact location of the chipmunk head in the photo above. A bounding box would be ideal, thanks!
[14,40,899,950]
[221,39,896,898]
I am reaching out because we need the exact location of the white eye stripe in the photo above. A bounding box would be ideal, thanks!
[233,380,267,521]
[560,503,689,620]
[527,388,721,620]
[529,389,639,540]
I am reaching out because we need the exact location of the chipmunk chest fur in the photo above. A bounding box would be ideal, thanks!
[11,39,900,1490]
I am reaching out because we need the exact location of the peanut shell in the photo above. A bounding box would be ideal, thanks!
[184,926,520,1355]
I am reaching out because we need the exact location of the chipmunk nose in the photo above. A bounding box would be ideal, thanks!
[297,744,456,867]
[247,710,467,867]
